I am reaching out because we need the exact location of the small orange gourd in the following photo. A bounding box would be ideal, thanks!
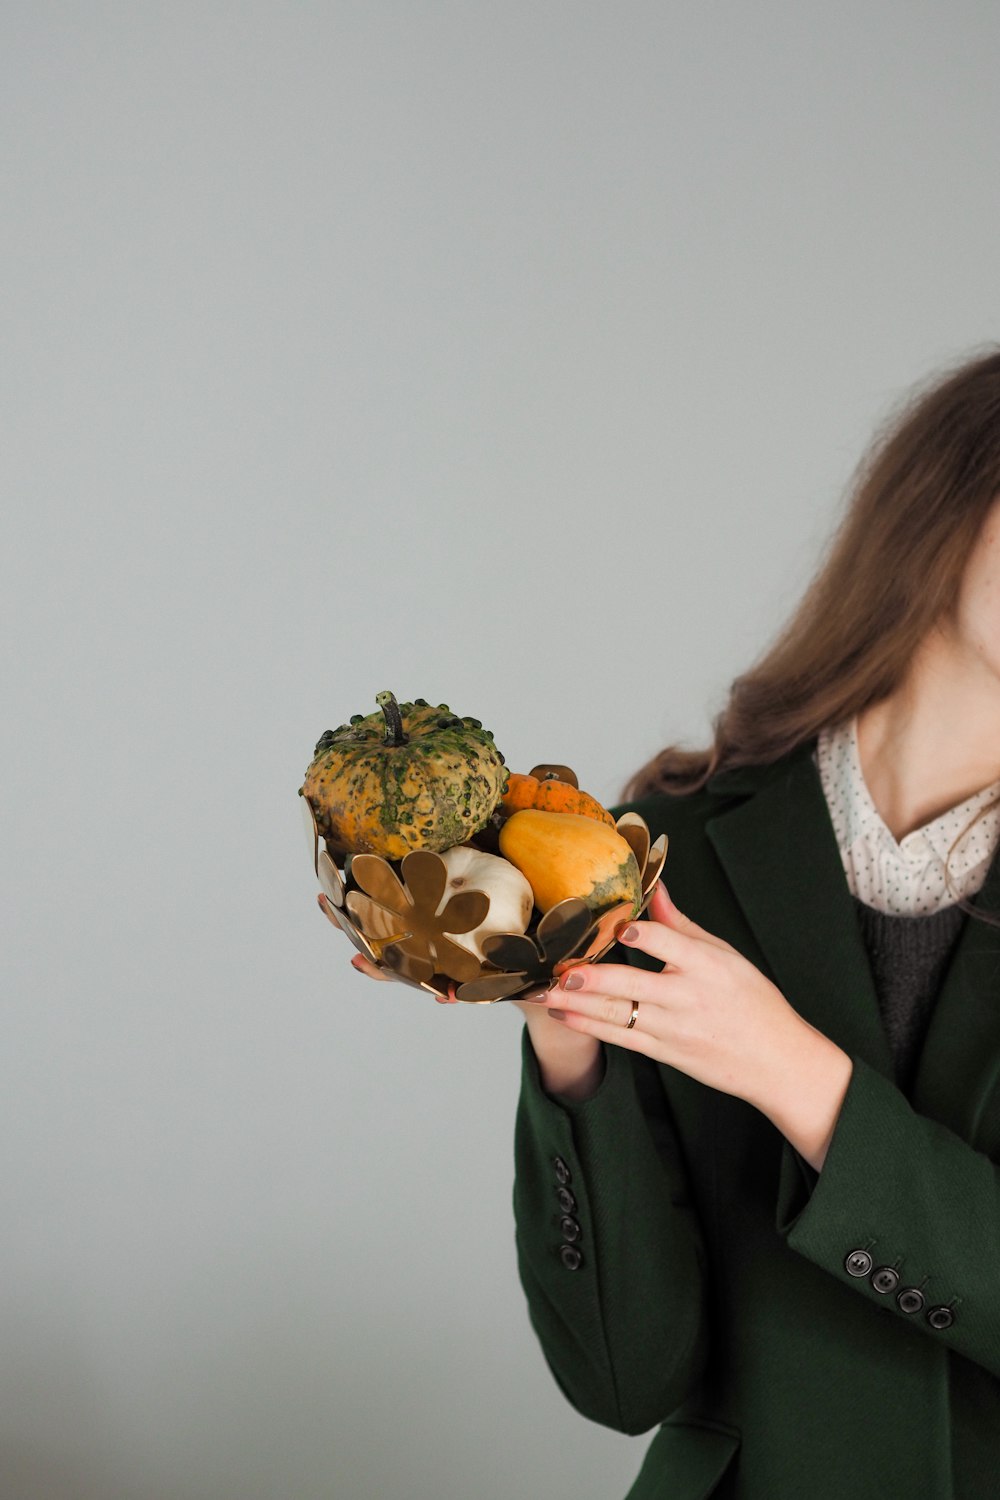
[500,772,615,826]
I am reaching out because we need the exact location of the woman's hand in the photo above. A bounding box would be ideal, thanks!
[545,881,854,1169]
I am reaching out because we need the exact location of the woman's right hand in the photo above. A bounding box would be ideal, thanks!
[349,954,604,1099]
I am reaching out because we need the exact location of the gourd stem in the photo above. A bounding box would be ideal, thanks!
[376,690,407,746]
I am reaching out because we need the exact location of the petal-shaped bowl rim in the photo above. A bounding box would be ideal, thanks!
[304,781,667,1003]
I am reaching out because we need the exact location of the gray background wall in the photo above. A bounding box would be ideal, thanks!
[3,3,999,1497]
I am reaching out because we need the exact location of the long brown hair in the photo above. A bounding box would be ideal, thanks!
[620,344,1000,920]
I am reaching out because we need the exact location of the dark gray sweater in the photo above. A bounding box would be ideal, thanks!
[851,895,968,1093]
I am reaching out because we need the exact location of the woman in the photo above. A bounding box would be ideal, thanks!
[354,346,1000,1498]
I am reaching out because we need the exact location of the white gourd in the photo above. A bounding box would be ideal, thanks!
[435,845,534,962]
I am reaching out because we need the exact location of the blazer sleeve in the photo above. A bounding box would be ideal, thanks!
[513,1019,711,1435]
[776,1051,1000,1376]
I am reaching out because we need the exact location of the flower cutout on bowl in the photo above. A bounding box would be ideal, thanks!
[455,900,595,1002]
[526,762,579,788]
[625,819,669,899]
[567,899,644,967]
[317,848,347,908]
[302,792,322,876]
[305,796,358,915]
[316,890,381,964]
[346,850,490,986]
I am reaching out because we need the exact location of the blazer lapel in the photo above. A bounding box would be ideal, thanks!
[704,742,893,1079]
[704,741,1000,1143]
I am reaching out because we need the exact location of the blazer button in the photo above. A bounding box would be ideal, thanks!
[871,1266,900,1294]
[845,1249,873,1278]
[559,1244,583,1271]
[927,1305,955,1330]
[556,1186,577,1215]
[897,1288,925,1315]
[553,1155,572,1185]
[559,1215,582,1243]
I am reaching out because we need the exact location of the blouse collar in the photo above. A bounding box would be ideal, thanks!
[816,715,1000,871]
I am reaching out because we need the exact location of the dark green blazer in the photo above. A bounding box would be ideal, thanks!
[513,738,1000,1499]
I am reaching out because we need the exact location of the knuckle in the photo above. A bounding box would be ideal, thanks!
[624,967,647,1001]
[600,972,641,1020]
[600,994,622,1025]
[699,945,726,976]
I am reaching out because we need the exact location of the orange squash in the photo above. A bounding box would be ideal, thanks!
[500,772,615,826]
[498,809,642,918]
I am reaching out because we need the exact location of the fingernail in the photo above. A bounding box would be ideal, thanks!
[621,924,638,942]
[547,1008,568,1021]
[561,972,584,990]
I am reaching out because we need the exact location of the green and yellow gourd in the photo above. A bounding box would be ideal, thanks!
[299,691,509,860]
[499,809,643,919]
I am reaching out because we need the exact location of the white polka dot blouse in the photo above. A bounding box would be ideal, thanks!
[812,716,1000,916]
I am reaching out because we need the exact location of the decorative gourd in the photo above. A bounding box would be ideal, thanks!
[300,691,508,860]
[500,771,615,825]
[498,810,643,918]
[436,845,534,962]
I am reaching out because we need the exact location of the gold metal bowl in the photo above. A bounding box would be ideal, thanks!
[301,764,667,1004]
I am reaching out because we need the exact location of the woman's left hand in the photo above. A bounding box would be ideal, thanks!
[546,882,853,1164]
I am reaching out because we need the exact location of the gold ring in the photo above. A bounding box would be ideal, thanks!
[625,999,639,1030]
